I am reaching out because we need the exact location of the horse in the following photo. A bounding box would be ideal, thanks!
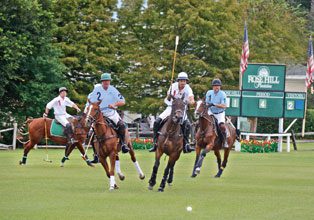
[148,95,186,192]
[85,101,145,190]
[191,99,240,178]
[18,114,94,167]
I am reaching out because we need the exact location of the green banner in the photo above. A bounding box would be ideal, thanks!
[242,64,286,91]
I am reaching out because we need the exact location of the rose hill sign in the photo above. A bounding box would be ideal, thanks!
[242,64,286,91]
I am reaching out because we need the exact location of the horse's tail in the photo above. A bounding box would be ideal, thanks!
[17,117,33,145]
[235,129,241,141]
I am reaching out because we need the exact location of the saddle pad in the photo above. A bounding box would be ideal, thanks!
[50,119,65,137]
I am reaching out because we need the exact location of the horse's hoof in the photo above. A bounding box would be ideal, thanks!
[60,163,64,167]
[114,184,119,189]
[19,161,24,165]
[195,167,201,174]
[86,161,95,168]
[191,173,197,178]
[214,175,221,178]
[139,174,145,180]
[118,173,125,181]
[158,188,164,192]
[168,183,173,186]
[148,185,154,190]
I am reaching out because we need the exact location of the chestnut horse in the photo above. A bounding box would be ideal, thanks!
[85,102,145,190]
[19,114,93,167]
[148,95,186,192]
[191,100,240,178]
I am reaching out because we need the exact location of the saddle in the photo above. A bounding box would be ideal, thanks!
[50,119,65,137]
[104,117,119,131]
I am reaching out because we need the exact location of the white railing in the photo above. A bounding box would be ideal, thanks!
[240,132,292,153]
[0,123,17,150]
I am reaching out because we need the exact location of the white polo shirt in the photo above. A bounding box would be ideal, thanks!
[46,96,74,116]
[164,82,194,106]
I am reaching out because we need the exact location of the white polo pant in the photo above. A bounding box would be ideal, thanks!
[55,113,73,127]
[207,109,225,124]
[103,111,121,125]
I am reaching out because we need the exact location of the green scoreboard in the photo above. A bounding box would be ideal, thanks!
[223,64,305,119]
[225,90,241,116]
[241,91,284,118]
[284,92,306,118]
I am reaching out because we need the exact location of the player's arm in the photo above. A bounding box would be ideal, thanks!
[188,95,195,105]
[214,103,226,109]
[108,89,125,109]
[65,97,81,113]
[44,98,57,117]
[71,103,81,113]
[214,93,227,109]
[187,86,195,105]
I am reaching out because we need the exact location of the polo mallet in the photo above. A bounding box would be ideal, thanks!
[43,118,52,163]
[82,131,94,160]
[169,36,179,96]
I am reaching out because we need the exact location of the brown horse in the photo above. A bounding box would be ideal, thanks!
[148,95,186,192]
[85,101,145,190]
[191,99,239,178]
[19,114,93,167]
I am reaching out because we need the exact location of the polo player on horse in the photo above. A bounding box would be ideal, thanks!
[86,72,130,154]
[43,87,81,144]
[149,72,195,153]
[205,78,228,148]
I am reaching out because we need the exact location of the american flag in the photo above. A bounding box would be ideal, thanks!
[240,22,249,75]
[306,36,314,88]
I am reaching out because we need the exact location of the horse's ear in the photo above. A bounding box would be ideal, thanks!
[181,93,185,100]
[88,99,91,104]
[96,101,101,106]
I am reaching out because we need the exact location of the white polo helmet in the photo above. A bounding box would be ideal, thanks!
[177,72,189,81]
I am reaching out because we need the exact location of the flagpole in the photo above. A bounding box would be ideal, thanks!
[302,35,313,137]
[302,87,308,137]
[238,20,248,130]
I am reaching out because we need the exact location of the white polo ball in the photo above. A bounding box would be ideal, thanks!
[186,206,192,212]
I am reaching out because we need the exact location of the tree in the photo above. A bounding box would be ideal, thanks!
[0,0,65,124]
[115,0,308,115]
[52,0,120,103]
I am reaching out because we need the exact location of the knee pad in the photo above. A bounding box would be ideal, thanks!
[154,117,162,126]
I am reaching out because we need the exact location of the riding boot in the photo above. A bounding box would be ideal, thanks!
[90,143,99,164]
[182,120,195,153]
[219,123,228,148]
[117,120,129,154]
[64,123,76,144]
[149,117,162,152]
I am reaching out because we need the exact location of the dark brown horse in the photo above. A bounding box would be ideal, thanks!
[19,114,93,167]
[148,95,186,192]
[85,101,145,190]
[191,99,239,178]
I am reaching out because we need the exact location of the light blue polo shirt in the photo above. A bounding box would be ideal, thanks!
[88,84,125,115]
[205,90,227,114]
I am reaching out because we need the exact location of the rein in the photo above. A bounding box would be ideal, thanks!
[197,104,218,137]
[87,108,117,142]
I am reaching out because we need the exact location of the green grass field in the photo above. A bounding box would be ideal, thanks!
[1,144,314,220]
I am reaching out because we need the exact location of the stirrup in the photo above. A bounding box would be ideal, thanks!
[148,143,157,152]
[183,144,195,153]
[68,138,77,145]
[121,143,129,154]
